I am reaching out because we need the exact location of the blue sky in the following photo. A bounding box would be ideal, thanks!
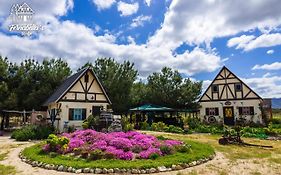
[0,0,281,98]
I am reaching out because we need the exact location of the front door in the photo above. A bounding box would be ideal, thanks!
[92,106,101,116]
[223,107,234,125]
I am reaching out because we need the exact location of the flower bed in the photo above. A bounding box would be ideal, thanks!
[42,130,187,160]
[21,131,215,173]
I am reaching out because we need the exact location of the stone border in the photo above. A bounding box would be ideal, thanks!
[19,152,215,174]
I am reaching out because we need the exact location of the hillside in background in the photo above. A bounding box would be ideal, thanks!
[272,98,281,109]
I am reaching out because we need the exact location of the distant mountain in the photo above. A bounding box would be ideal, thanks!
[271,98,281,109]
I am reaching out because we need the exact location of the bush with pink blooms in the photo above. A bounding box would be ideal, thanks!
[42,130,188,160]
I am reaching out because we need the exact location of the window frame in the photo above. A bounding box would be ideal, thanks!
[69,108,86,121]
[238,106,254,115]
[205,107,219,116]
[235,83,242,92]
[212,84,219,93]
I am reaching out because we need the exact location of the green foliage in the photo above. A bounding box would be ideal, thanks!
[160,145,174,155]
[164,125,184,133]
[175,144,191,153]
[186,117,201,129]
[140,121,149,130]
[121,116,134,132]
[11,125,54,141]
[156,135,168,140]
[149,153,160,160]
[151,122,167,132]
[46,134,69,152]
[146,67,202,109]
[0,58,71,110]
[22,140,214,169]
[82,115,99,129]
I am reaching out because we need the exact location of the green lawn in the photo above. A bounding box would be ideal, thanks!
[22,140,214,169]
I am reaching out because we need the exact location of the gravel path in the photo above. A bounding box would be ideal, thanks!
[1,134,280,175]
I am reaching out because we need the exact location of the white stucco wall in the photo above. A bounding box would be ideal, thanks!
[199,99,263,125]
[48,101,109,132]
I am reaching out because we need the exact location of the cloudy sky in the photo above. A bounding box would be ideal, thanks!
[0,0,281,98]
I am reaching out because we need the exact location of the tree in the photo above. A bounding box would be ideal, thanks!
[130,81,148,107]
[1,58,71,110]
[146,67,202,109]
[80,58,138,114]
[0,56,14,110]
[147,67,182,108]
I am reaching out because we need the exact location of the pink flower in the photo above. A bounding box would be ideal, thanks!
[139,148,162,159]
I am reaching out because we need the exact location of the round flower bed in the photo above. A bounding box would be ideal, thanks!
[20,130,215,174]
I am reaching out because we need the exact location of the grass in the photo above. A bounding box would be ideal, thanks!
[0,152,9,161]
[22,140,214,169]
[144,131,281,164]
[0,164,16,175]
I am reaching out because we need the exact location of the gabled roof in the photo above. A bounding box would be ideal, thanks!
[199,66,262,102]
[43,67,111,106]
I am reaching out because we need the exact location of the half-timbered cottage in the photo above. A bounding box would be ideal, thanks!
[199,66,266,125]
[43,67,111,131]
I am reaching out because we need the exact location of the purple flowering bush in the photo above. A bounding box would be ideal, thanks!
[42,130,187,160]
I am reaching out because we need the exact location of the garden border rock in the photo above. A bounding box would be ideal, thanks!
[19,151,216,174]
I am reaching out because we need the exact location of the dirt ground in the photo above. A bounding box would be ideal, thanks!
[0,132,280,175]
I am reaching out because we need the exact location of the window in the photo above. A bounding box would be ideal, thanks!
[69,108,86,120]
[238,107,254,115]
[84,74,89,83]
[205,108,219,116]
[235,83,242,91]
[212,85,219,93]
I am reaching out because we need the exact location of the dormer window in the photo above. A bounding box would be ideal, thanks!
[235,83,242,91]
[212,85,219,93]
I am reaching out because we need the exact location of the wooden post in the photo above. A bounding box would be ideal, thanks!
[0,115,4,130]
[4,113,9,128]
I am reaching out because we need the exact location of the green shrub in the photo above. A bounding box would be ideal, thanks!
[123,123,134,132]
[151,122,167,132]
[149,153,160,160]
[156,135,168,140]
[11,125,54,141]
[164,125,184,133]
[89,149,104,160]
[83,115,99,129]
[49,152,58,158]
[175,144,191,153]
[271,118,281,124]
[121,116,134,132]
[187,117,201,129]
[140,121,149,130]
[160,145,174,155]
[46,134,69,152]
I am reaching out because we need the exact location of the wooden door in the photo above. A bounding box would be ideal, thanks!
[223,107,234,125]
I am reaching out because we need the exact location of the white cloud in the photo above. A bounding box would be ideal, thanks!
[92,0,115,10]
[117,2,139,16]
[127,36,135,44]
[267,49,274,54]
[227,35,255,49]
[148,0,281,50]
[0,18,222,77]
[243,76,281,98]
[130,15,152,28]
[252,62,281,70]
[228,33,281,51]
[144,0,152,6]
